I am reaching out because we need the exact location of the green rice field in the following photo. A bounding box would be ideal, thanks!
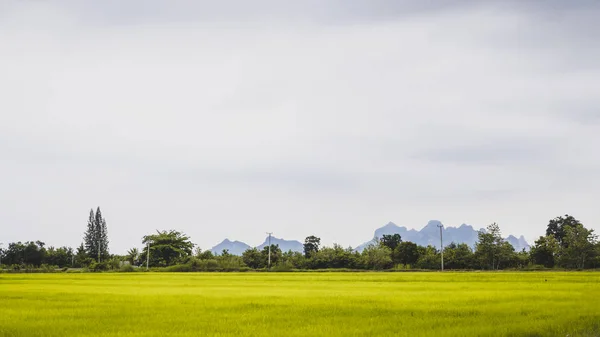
[1,272,599,336]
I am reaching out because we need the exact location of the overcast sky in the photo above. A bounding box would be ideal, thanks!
[1,0,599,254]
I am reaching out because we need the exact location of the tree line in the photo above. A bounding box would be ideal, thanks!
[0,210,598,272]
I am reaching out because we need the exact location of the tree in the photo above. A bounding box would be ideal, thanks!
[83,210,97,260]
[98,208,109,261]
[126,248,140,266]
[303,236,321,258]
[560,224,596,269]
[415,245,440,269]
[380,234,402,251]
[196,249,215,260]
[74,243,92,267]
[261,244,282,267]
[546,214,581,246]
[475,223,511,270]
[2,241,47,267]
[216,252,244,271]
[141,230,194,267]
[395,241,419,268]
[530,235,560,268]
[242,248,263,269]
[282,250,306,269]
[361,245,393,270]
[443,243,474,270]
[311,244,355,269]
[83,207,109,262]
[45,246,73,268]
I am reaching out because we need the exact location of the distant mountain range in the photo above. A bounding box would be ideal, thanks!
[210,220,530,255]
[355,221,530,252]
[211,236,304,255]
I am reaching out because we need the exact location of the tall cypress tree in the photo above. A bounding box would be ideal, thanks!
[84,209,98,260]
[83,207,109,262]
[97,207,109,261]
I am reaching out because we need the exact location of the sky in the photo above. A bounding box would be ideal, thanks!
[1,0,599,254]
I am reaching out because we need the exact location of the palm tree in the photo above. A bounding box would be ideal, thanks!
[127,248,139,266]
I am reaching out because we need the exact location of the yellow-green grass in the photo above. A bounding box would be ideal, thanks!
[1,272,599,336]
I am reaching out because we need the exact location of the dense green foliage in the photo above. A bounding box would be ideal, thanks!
[0,272,598,336]
[141,230,194,267]
[1,212,599,272]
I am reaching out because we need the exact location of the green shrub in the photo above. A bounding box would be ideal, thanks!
[271,261,294,272]
[89,262,109,272]
[119,264,135,272]
[165,264,191,272]
[205,259,219,271]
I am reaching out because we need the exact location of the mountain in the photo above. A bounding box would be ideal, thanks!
[257,236,303,253]
[210,236,304,256]
[209,221,530,255]
[356,221,529,252]
[506,235,531,252]
[210,239,251,256]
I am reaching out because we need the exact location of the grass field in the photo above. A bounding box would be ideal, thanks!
[1,272,599,337]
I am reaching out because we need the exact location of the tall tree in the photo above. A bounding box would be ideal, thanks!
[546,214,581,246]
[84,210,97,261]
[83,207,109,262]
[560,224,596,269]
[303,236,321,258]
[475,223,511,270]
[97,207,109,261]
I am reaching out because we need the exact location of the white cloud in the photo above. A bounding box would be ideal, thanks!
[1,1,599,252]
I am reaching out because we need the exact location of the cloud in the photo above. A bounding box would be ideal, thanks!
[1,1,599,252]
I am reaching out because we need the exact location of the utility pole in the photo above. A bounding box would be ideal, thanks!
[266,232,273,270]
[146,242,150,271]
[437,224,444,271]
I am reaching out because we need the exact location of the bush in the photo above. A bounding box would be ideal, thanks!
[205,259,219,271]
[107,258,121,270]
[119,264,136,272]
[89,261,109,272]
[40,264,58,273]
[271,261,294,272]
[165,264,192,272]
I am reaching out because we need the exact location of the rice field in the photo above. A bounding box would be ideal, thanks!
[0,272,599,336]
